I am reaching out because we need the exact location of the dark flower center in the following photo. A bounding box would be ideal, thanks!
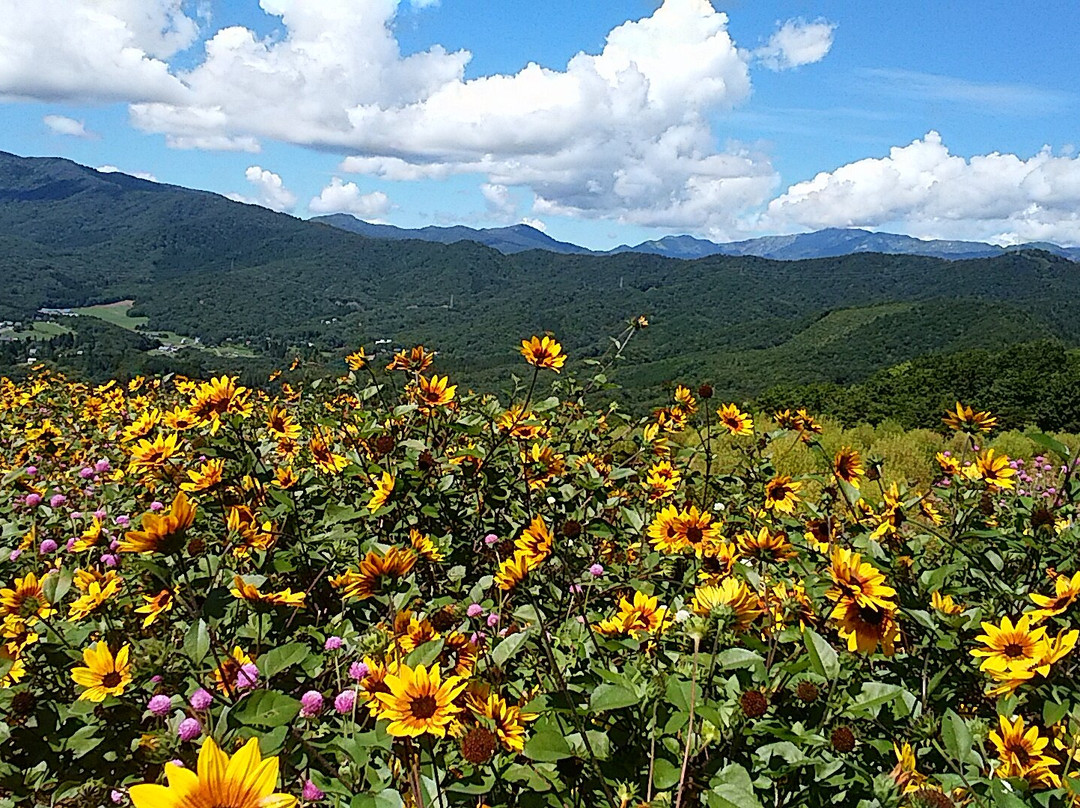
[858,605,885,625]
[685,526,703,545]
[102,672,122,688]
[1003,642,1025,658]
[410,695,438,720]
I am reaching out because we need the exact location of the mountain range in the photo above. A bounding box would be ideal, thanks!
[4,149,1080,409]
[314,213,1080,262]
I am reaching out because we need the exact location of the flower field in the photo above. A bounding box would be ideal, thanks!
[1,323,1079,808]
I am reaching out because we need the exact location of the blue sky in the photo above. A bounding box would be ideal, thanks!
[2,1,1078,248]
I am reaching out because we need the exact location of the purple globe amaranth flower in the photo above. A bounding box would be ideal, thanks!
[94,459,110,473]
[334,689,357,714]
[589,563,604,577]
[302,780,325,801]
[9,549,21,562]
[486,613,500,627]
[102,554,118,568]
[169,759,185,768]
[25,466,37,476]
[39,539,58,555]
[324,636,343,651]
[115,515,130,527]
[66,537,77,551]
[150,501,164,512]
[484,533,498,546]
[148,695,172,716]
[94,509,107,520]
[300,690,324,717]
[79,467,94,479]
[25,493,41,507]
[177,717,201,742]
[467,603,483,618]
[70,511,82,520]
[348,661,369,681]
[190,688,213,710]
[50,494,67,509]
[235,663,260,691]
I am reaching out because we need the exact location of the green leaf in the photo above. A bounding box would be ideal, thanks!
[522,730,573,762]
[490,631,529,668]
[803,629,840,679]
[941,710,974,766]
[233,690,301,728]
[844,682,904,719]
[590,681,639,712]
[653,758,681,791]
[42,569,72,605]
[707,764,763,808]
[184,620,210,664]
[259,642,309,679]
[65,725,103,758]
[1029,432,1071,459]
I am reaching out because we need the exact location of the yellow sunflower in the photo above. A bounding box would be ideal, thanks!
[72,642,133,702]
[135,590,174,628]
[468,692,538,752]
[180,458,225,492]
[690,579,763,631]
[1028,571,1080,622]
[943,402,997,433]
[120,492,196,554]
[975,448,1016,490]
[716,404,753,436]
[367,471,395,512]
[989,716,1059,787]
[520,336,566,372]
[375,663,466,738]
[833,447,864,486]
[972,614,1047,675]
[332,547,417,600]
[0,572,56,622]
[414,375,457,413]
[763,475,802,514]
[831,597,899,656]
[129,737,296,808]
[230,575,306,607]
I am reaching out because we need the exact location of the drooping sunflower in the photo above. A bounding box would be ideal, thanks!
[765,581,816,631]
[514,516,554,565]
[129,737,297,808]
[930,591,963,616]
[332,547,417,600]
[716,404,753,436]
[120,492,196,554]
[212,646,256,693]
[345,349,372,371]
[309,433,349,475]
[187,376,253,434]
[520,335,566,372]
[644,460,681,501]
[833,447,864,486]
[227,505,276,556]
[763,474,802,514]
[1028,571,1080,622]
[231,575,306,607]
[180,458,225,492]
[68,572,123,621]
[367,471,395,512]
[520,442,565,490]
[386,345,435,372]
[70,518,106,553]
[266,405,301,441]
[596,591,668,638]
[943,401,997,434]
[468,692,538,753]
[0,572,56,622]
[127,432,180,475]
[375,663,466,738]
[393,610,441,653]
[495,551,534,591]
[975,448,1016,490]
[135,590,174,628]
[971,614,1047,675]
[121,409,160,443]
[989,716,1059,786]
[1,616,39,655]
[935,451,962,477]
[497,404,544,440]
[410,529,444,562]
[690,579,763,631]
[825,548,896,610]
[738,526,796,564]
[830,597,899,656]
[72,642,133,702]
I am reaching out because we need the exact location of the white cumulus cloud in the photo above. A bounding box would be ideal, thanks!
[0,0,194,103]
[96,165,158,182]
[228,166,297,212]
[754,19,836,71]
[44,115,95,139]
[480,183,516,220]
[765,132,1080,246]
[308,177,391,219]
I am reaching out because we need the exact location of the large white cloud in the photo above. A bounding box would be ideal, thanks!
[308,178,391,219]
[0,0,194,103]
[227,166,297,212]
[766,132,1080,245]
[44,115,95,139]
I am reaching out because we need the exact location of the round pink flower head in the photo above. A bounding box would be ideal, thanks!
[190,688,213,710]
[25,466,38,476]
[9,549,22,562]
[235,663,260,691]
[110,789,124,804]
[49,494,66,508]
[115,515,130,527]
[39,539,58,555]
[486,613,500,627]
[334,689,357,715]
[589,563,604,577]
[467,603,483,618]
[95,459,110,473]
[65,537,77,551]
[25,493,41,508]
[177,717,201,742]
[70,511,82,520]
[94,509,107,520]
[348,661,370,681]
[484,533,499,546]
[147,694,172,716]
[150,501,164,512]
[300,690,324,717]
[324,636,343,651]
[101,554,118,568]
[79,467,94,479]
[302,780,325,801]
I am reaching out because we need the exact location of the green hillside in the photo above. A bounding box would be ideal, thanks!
[1,150,1079,412]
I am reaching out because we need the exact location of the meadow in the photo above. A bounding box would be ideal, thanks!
[1,322,1078,808]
